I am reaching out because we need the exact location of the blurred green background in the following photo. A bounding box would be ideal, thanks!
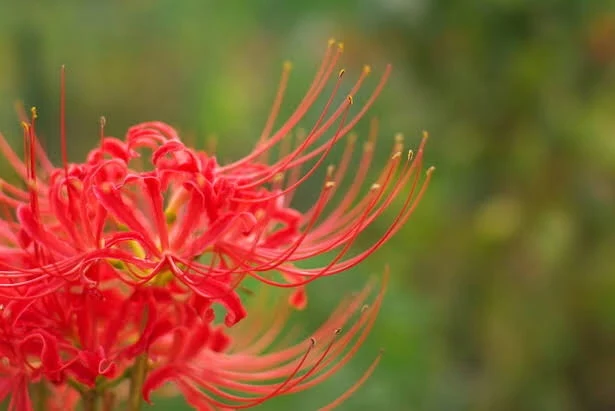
[1,1,614,410]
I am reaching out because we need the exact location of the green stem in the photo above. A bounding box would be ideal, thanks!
[128,353,149,411]
[82,390,98,411]
[34,381,47,411]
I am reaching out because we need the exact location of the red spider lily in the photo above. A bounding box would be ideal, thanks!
[0,40,433,409]
[141,275,386,411]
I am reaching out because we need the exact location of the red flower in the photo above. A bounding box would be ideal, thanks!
[142,275,387,410]
[0,40,432,409]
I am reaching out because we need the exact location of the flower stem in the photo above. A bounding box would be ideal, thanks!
[82,390,99,411]
[128,353,149,411]
[34,381,47,411]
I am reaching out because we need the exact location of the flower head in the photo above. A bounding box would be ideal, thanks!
[0,40,432,409]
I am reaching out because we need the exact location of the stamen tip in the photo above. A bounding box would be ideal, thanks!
[310,337,316,346]
[30,106,38,119]
[407,150,414,161]
[328,38,336,47]
[391,151,402,160]
[326,165,336,178]
[370,183,381,191]
[427,166,436,175]
[422,130,429,140]
[337,42,345,51]
[334,328,342,335]
[325,181,336,189]
[394,133,404,144]
[283,60,293,71]
[363,64,372,74]
[338,68,345,78]
[347,95,353,105]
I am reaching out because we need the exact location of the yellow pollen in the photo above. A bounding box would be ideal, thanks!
[272,172,284,183]
[422,130,429,140]
[328,38,336,47]
[363,65,372,74]
[325,181,336,189]
[337,42,344,51]
[370,183,381,191]
[347,95,353,105]
[30,106,38,119]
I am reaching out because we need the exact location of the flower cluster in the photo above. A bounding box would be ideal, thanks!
[0,41,432,410]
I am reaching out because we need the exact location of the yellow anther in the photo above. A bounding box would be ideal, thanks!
[30,106,38,119]
[337,42,344,51]
[347,95,353,105]
[327,165,335,178]
[370,183,381,191]
[325,181,336,189]
[426,166,436,175]
[283,61,293,71]
[273,172,284,183]
[392,151,402,160]
[394,133,404,144]
[363,65,372,74]
[328,38,336,47]
[408,150,414,161]
[338,68,345,78]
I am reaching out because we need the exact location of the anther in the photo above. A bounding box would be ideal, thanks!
[310,337,316,346]
[347,95,353,105]
[394,133,404,144]
[370,183,381,191]
[30,106,38,119]
[361,304,369,313]
[391,151,402,160]
[334,328,342,335]
[363,65,372,74]
[283,61,293,71]
[408,150,414,161]
[273,172,284,183]
[327,165,336,178]
[325,181,336,189]
[338,68,345,78]
[426,166,436,175]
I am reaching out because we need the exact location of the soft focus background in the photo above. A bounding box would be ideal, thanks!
[1,1,614,410]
